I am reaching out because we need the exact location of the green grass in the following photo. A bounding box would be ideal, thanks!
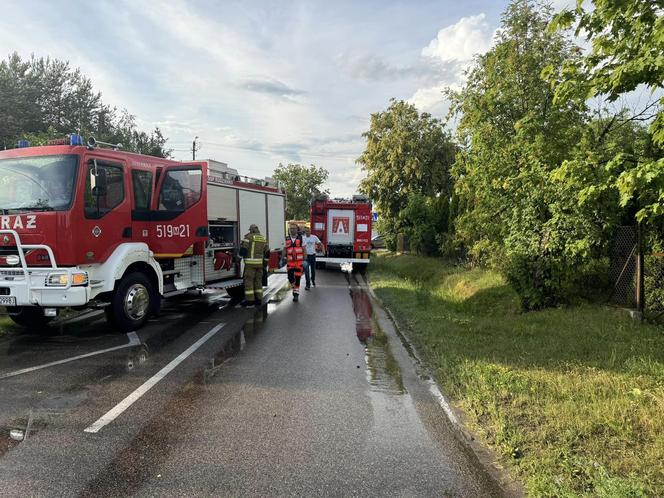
[370,252,664,497]
[0,313,14,337]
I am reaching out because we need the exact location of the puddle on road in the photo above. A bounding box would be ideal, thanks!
[348,277,406,395]
[78,300,285,497]
[125,345,149,372]
[364,317,406,395]
[0,281,290,465]
[0,432,19,459]
[203,303,274,383]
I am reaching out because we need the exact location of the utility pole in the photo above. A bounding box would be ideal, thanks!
[192,136,199,160]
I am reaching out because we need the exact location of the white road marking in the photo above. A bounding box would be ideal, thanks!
[0,332,141,380]
[264,274,288,300]
[84,323,225,434]
[233,274,288,308]
[426,379,460,425]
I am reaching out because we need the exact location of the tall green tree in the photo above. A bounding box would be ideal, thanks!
[450,0,592,309]
[358,99,455,218]
[0,52,170,157]
[272,163,329,219]
[551,0,664,223]
[357,99,456,251]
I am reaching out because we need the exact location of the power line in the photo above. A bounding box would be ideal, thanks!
[169,139,361,161]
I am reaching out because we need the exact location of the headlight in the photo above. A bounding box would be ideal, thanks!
[5,255,20,266]
[46,273,68,286]
[45,272,88,287]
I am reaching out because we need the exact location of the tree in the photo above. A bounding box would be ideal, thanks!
[358,99,455,218]
[397,193,450,255]
[0,52,170,157]
[449,0,592,309]
[551,0,664,223]
[100,109,171,158]
[357,99,456,251]
[272,163,329,219]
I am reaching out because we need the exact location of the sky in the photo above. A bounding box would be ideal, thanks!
[1,0,576,196]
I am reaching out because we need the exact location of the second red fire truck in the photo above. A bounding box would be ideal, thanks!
[310,194,372,272]
[0,135,285,331]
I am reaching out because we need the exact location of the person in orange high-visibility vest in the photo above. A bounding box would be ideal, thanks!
[283,223,305,302]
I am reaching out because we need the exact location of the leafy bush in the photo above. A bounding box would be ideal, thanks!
[375,218,397,251]
[645,255,664,317]
[398,194,449,256]
[502,253,568,310]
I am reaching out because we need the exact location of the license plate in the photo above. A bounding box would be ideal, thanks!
[340,261,353,273]
[0,296,16,306]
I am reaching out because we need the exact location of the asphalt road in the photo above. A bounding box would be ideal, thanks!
[0,269,508,497]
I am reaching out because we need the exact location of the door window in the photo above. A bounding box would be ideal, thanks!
[84,161,124,219]
[132,170,153,211]
[158,168,202,212]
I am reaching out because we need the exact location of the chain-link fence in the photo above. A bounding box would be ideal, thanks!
[609,225,664,323]
[609,226,637,307]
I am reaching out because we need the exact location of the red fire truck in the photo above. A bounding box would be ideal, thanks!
[310,195,372,272]
[0,135,285,331]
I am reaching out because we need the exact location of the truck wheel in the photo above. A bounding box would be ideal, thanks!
[8,307,54,330]
[107,272,155,331]
[225,285,245,300]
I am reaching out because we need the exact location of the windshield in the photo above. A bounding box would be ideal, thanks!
[0,155,78,212]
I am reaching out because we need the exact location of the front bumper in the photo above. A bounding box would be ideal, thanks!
[0,230,90,308]
[0,268,91,307]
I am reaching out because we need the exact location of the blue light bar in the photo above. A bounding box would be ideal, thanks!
[17,140,30,148]
[69,134,84,146]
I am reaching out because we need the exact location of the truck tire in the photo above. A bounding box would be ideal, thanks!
[225,284,245,300]
[8,307,53,330]
[106,272,155,331]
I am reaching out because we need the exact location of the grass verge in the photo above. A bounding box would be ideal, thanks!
[0,312,14,337]
[370,252,664,497]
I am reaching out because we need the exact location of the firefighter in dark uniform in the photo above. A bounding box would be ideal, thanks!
[284,223,304,302]
[239,224,269,307]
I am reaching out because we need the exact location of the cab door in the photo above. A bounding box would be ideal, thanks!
[130,167,154,247]
[148,163,208,258]
[79,156,131,264]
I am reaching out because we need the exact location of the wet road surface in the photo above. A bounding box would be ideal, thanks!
[0,270,507,497]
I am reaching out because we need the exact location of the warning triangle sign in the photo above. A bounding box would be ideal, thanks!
[332,217,349,234]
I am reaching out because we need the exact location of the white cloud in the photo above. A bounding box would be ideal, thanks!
[0,1,506,196]
[410,85,451,116]
[422,14,493,64]
[410,85,444,109]
[409,14,495,116]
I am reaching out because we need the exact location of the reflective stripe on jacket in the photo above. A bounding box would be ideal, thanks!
[285,236,304,268]
[242,233,268,266]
